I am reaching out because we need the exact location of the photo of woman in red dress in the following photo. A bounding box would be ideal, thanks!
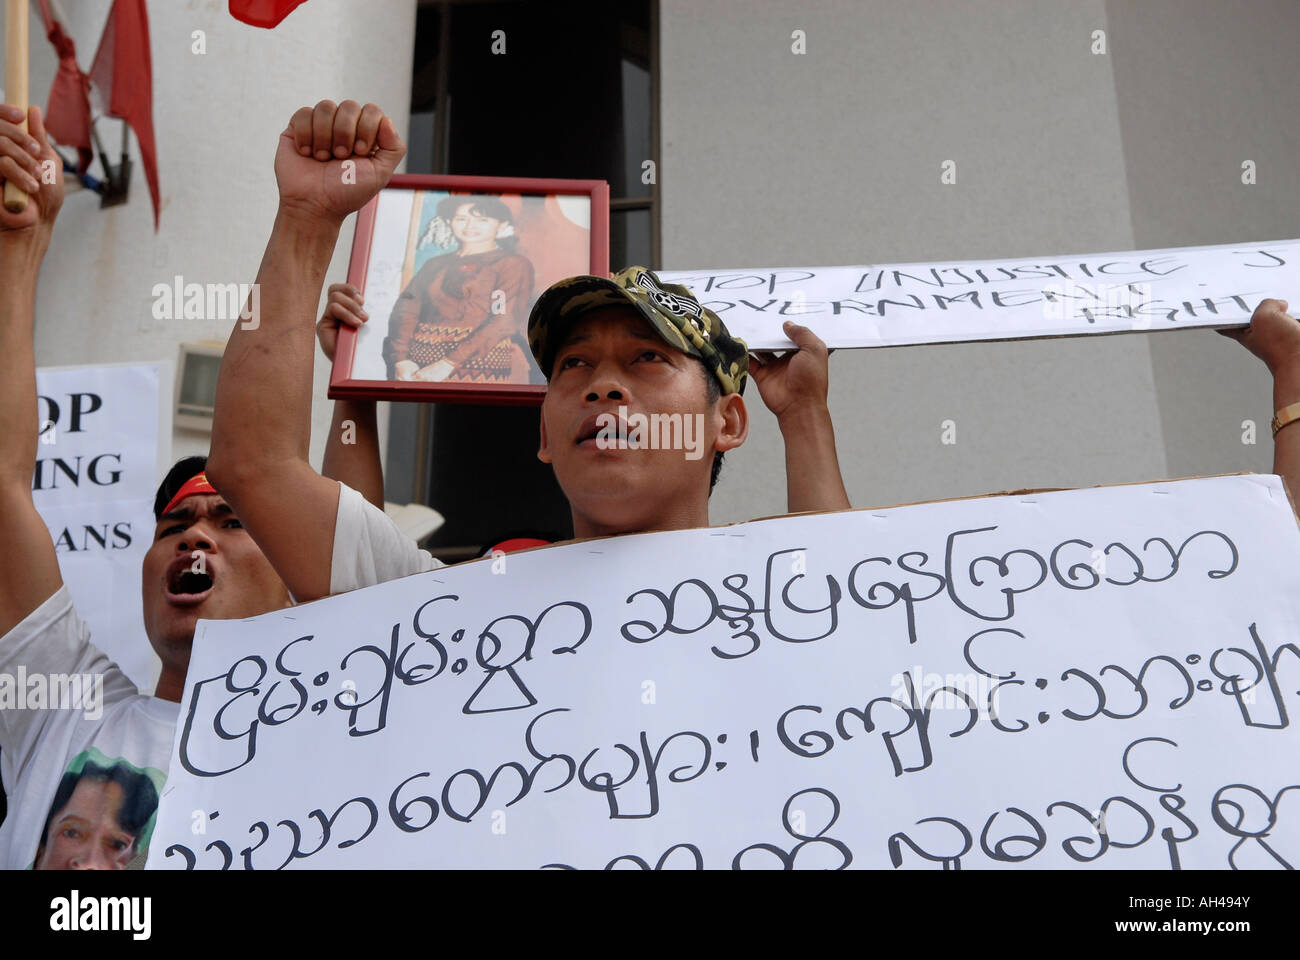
[382,194,539,384]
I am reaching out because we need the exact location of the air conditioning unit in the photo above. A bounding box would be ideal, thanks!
[175,341,225,432]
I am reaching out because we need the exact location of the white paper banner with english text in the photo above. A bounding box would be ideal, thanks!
[659,239,1300,349]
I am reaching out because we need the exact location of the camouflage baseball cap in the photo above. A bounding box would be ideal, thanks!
[528,266,749,395]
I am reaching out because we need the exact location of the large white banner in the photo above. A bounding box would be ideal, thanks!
[32,363,169,690]
[660,239,1300,349]
[150,474,1300,869]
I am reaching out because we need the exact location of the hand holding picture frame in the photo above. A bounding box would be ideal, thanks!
[329,173,610,405]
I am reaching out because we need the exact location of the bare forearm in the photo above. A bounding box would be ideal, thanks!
[0,236,63,634]
[322,398,384,509]
[1272,364,1300,516]
[209,206,341,488]
[779,404,851,514]
[0,239,45,490]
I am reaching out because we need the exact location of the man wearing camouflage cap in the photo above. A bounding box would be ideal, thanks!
[529,266,752,395]
[528,265,851,539]
[208,101,849,605]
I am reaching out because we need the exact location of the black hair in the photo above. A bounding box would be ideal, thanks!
[153,455,208,521]
[37,760,159,859]
[700,361,725,494]
[436,194,517,252]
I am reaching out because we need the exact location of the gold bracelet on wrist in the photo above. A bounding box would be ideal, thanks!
[1271,401,1300,438]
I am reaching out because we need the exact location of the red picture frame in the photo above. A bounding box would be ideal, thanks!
[329,173,610,405]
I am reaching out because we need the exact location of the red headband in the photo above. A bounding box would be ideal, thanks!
[161,472,216,518]
[485,537,551,556]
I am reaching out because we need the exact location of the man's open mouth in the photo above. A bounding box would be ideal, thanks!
[165,561,215,606]
[576,413,630,447]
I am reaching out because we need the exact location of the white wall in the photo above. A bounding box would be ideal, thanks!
[1104,0,1300,484]
[9,0,417,475]
[660,0,1293,524]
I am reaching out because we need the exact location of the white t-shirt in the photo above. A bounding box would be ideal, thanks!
[0,587,178,869]
[330,481,445,593]
[0,482,438,869]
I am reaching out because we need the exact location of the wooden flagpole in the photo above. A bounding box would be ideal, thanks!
[4,0,30,214]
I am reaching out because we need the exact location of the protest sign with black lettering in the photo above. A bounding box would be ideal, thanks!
[33,363,169,690]
[659,239,1300,350]
[149,474,1300,869]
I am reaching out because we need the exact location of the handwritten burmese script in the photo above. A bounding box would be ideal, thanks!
[149,475,1300,869]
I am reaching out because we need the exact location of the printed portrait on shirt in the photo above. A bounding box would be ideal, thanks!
[30,747,164,871]
[338,181,601,403]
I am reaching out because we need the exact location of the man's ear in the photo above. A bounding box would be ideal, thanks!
[714,394,748,453]
[537,400,553,463]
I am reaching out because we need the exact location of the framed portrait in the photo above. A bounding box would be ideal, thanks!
[329,173,610,405]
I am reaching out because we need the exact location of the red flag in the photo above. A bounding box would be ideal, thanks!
[88,0,160,229]
[229,0,310,28]
[36,0,93,170]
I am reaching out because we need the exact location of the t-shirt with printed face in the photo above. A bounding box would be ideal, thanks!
[0,481,441,869]
[0,587,176,869]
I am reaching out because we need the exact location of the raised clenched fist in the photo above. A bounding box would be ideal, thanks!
[275,100,405,225]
